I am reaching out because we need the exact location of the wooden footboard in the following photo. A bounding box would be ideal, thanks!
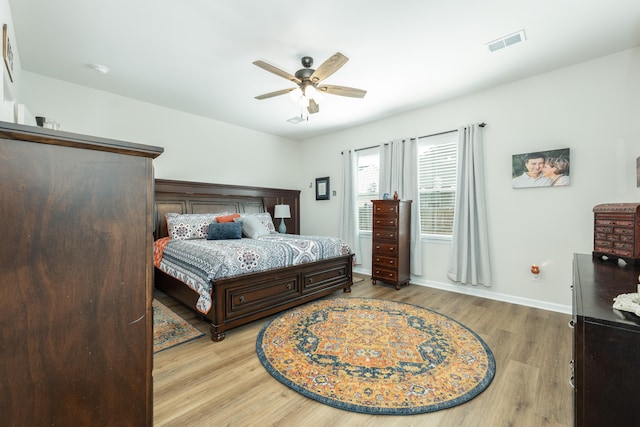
[155,254,353,341]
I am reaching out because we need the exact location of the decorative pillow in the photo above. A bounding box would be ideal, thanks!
[234,216,270,239]
[239,212,277,233]
[216,213,241,223]
[165,212,226,240]
[207,222,242,240]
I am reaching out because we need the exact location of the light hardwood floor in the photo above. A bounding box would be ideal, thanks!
[153,275,573,427]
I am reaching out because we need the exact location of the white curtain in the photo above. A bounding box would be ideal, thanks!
[339,149,362,265]
[379,138,423,276]
[447,123,492,286]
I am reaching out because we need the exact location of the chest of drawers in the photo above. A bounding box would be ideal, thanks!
[371,199,412,289]
[593,203,640,264]
[572,254,640,426]
[0,122,162,425]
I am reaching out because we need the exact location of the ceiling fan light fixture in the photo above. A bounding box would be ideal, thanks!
[304,85,317,99]
[289,87,302,101]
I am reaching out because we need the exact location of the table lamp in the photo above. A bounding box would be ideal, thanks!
[274,204,291,234]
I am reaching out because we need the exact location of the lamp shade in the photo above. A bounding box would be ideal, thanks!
[274,204,291,219]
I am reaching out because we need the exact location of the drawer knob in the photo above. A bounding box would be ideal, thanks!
[286,283,291,289]
[309,278,314,283]
[239,296,245,303]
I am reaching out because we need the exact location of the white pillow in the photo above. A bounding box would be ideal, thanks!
[239,212,277,233]
[234,216,270,238]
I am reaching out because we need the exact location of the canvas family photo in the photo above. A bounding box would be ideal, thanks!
[512,148,571,188]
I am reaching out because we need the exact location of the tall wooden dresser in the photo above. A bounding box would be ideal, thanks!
[0,122,163,426]
[371,199,412,290]
[572,253,640,426]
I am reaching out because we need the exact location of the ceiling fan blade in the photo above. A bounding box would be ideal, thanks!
[318,84,367,98]
[307,98,320,114]
[255,88,296,100]
[253,60,302,84]
[310,52,349,83]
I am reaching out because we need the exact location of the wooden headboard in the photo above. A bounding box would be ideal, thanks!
[154,179,301,239]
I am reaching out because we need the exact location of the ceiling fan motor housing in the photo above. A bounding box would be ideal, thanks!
[295,67,315,80]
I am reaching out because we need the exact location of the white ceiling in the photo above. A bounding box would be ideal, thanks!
[8,0,640,141]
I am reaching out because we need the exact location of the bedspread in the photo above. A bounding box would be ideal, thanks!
[156,234,351,314]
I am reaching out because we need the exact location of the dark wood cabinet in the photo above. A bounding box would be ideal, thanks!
[371,199,411,289]
[0,122,162,425]
[572,253,640,426]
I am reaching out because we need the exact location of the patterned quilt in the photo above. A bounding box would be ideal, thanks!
[156,234,351,314]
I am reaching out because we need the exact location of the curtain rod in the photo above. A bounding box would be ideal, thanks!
[345,123,486,153]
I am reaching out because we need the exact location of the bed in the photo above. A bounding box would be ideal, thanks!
[153,179,354,341]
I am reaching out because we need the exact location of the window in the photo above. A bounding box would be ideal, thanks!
[356,147,379,231]
[417,132,458,236]
[354,132,458,236]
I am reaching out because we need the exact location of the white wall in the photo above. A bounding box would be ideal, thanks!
[18,72,303,189]
[300,47,640,313]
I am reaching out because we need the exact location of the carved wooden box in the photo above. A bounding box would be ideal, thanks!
[593,203,640,264]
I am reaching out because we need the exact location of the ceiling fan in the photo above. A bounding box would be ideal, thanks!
[253,52,366,115]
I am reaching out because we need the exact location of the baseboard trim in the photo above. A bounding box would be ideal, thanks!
[353,267,571,315]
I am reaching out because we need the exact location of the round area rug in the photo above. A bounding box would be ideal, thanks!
[256,297,495,415]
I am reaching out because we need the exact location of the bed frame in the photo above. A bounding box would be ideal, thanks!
[153,179,353,341]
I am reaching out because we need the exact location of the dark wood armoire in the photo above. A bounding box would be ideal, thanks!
[0,122,163,425]
[371,199,412,290]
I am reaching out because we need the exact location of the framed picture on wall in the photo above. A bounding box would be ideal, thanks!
[316,177,330,200]
[3,24,14,83]
[512,148,570,188]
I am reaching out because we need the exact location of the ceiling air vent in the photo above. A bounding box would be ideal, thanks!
[486,30,526,52]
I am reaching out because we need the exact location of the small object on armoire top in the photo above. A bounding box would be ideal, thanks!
[393,191,398,200]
